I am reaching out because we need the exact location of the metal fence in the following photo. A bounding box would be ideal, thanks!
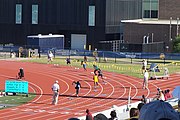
[0,46,180,62]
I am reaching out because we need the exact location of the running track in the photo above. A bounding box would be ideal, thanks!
[0,60,179,120]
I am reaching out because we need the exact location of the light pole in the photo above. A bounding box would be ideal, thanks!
[166,46,169,52]
[177,17,179,36]
[68,39,70,59]
[151,33,154,43]
[169,17,172,41]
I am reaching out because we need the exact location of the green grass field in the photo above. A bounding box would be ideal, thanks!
[22,56,180,79]
[0,93,36,109]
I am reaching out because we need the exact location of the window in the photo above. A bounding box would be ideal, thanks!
[88,6,95,26]
[142,0,158,18]
[16,4,22,24]
[32,5,38,24]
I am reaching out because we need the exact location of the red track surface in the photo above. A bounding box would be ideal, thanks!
[0,60,179,120]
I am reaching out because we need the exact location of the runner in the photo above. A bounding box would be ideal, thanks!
[93,73,99,90]
[17,68,24,79]
[98,69,105,83]
[82,61,87,71]
[93,64,99,74]
[72,81,81,97]
[98,69,103,79]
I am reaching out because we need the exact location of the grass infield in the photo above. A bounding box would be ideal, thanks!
[0,93,36,109]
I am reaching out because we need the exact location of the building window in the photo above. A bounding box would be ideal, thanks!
[88,6,95,26]
[16,4,22,24]
[143,0,158,18]
[32,5,38,24]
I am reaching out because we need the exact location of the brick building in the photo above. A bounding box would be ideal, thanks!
[122,0,180,53]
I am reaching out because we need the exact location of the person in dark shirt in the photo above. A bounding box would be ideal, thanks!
[84,56,87,62]
[141,95,147,104]
[109,110,117,120]
[72,81,81,97]
[18,68,24,79]
[66,58,71,65]
[93,65,99,74]
[86,109,93,120]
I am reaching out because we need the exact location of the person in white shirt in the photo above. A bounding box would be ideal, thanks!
[142,59,147,74]
[47,51,54,64]
[143,70,149,89]
[51,80,60,105]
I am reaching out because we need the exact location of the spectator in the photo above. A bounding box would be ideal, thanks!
[153,88,164,100]
[141,95,147,104]
[158,90,165,101]
[130,118,138,120]
[178,100,180,111]
[86,109,93,120]
[68,118,79,120]
[94,113,108,120]
[137,103,145,111]
[129,108,139,118]
[109,110,117,120]
[139,100,180,120]
[164,89,172,101]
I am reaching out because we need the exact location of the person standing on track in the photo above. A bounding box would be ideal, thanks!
[72,81,81,97]
[142,59,147,74]
[47,51,54,64]
[51,80,60,105]
[142,70,149,89]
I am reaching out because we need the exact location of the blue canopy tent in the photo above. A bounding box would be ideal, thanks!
[172,86,180,99]
[149,63,169,80]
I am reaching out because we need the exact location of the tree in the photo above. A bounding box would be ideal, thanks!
[173,36,180,53]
